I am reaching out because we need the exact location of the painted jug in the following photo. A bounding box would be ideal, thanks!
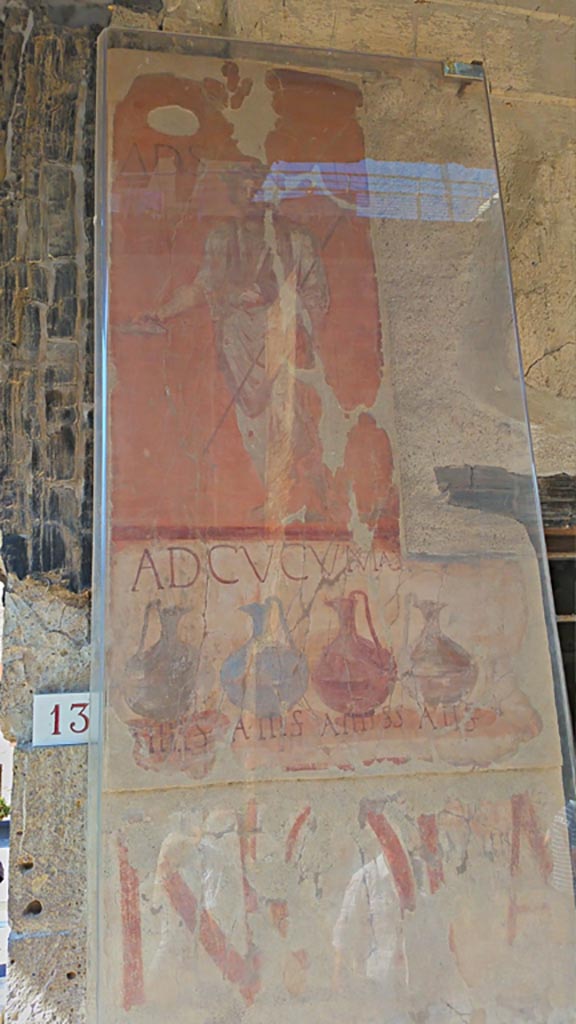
[124,600,199,721]
[403,598,477,707]
[220,596,308,717]
[312,590,396,715]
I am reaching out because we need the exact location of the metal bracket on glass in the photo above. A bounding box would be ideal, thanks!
[443,60,484,81]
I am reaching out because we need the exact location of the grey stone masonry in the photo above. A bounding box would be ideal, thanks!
[0,2,95,592]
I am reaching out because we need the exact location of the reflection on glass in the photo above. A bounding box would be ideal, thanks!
[260,159,498,223]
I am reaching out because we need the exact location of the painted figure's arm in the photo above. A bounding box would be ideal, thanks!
[154,280,204,321]
[143,225,227,325]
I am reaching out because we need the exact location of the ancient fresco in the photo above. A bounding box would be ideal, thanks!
[104,541,559,788]
[109,54,398,542]
[94,36,575,1024]
[101,772,576,1023]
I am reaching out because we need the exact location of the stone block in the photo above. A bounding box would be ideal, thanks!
[161,0,224,33]
[29,264,49,305]
[7,928,86,1024]
[0,265,16,344]
[0,205,18,265]
[22,302,42,354]
[47,262,78,339]
[46,487,79,525]
[43,165,76,259]
[41,91,78,166]
[110,6,162,29]
[24,199,43,261]
[45,343,81,387]
[38,521,68,571]
[1,536,29,581]
[45,387,78,427]
[9,747,87,937]
[44,0,111,29]
[46,428,76,482]
[227,0,415,54]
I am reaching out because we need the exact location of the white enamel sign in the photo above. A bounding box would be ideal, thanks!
[33,692,92,747]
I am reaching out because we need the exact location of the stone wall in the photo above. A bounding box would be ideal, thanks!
[0,0,573,1021]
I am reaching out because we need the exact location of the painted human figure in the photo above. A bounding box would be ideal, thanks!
[147,809,251,1018]
[147,161,332,522]
[331,848,411,1021]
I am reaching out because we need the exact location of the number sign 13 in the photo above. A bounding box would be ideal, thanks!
[33,692,93,747]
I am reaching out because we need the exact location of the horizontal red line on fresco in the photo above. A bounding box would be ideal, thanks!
[111,525,398,542]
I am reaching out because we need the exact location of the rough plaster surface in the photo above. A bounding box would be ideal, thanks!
[0,0,574,1021]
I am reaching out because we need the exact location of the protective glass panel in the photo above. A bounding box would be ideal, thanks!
[91,29,576,1023]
